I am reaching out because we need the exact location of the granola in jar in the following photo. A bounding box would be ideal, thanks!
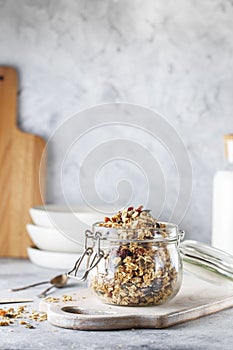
[90,206,183,306]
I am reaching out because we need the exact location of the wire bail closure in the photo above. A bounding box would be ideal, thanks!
[67,229,104,281]
[178,230,185,244]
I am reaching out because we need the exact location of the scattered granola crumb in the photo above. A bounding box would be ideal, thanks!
[24,323,35,329]
[17,306,26,312]
[0,305,47,329]
[44,296,60,303]
[19,320,27,325]
[62,295,73,302]
[29,311,47,322]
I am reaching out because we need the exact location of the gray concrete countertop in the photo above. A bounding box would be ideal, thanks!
[0,258,233,350]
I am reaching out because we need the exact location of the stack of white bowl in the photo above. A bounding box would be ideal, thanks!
[27,205,105,270]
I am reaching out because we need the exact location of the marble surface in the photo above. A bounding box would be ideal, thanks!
[0,0,233,242]
[1,258,233,349]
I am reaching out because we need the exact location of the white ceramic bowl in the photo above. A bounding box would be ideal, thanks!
[27,246,80,270]
[29,205,105,227]
[26,224,83,253]
[29,205,110,244]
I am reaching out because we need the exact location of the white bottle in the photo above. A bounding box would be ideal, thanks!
[212,135,233,254]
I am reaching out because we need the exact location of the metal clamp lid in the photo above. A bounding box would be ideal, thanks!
[67,230,104,281]
[180,240,233,285]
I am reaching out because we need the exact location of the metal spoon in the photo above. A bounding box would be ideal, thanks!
[11,274,68,294]
[37,274,69,298]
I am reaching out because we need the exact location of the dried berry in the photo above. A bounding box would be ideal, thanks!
[136,248,145,256]
[136,205,143,212]
[0,309,6,317]
[111,216,117,222]
[117,248,132,260]
[152,279,163,290]
[104,217,111,222]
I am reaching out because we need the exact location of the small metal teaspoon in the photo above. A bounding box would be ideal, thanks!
[11,274,68,298]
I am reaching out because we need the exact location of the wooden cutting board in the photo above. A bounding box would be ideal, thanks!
[40,273,233,330]
[0,66,46,257]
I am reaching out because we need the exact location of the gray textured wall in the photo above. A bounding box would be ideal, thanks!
[1,0,233,242]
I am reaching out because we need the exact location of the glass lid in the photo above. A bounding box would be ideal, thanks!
[180,240,233,285]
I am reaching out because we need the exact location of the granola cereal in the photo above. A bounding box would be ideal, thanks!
[0,305,47,329]
[90,206,182,306]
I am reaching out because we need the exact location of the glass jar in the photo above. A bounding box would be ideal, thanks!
[67,225,233,307]
[87,222,185,306]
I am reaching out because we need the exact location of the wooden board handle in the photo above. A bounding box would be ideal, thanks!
[0,66,46,257]
[0,66,18,131]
